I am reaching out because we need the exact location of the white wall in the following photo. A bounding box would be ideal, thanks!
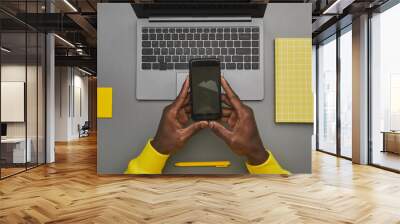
[55,67,89,141]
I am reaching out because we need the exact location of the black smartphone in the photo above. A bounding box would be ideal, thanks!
[189,58,222,121]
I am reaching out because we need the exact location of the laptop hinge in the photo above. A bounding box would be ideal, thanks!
[148,17,252,23]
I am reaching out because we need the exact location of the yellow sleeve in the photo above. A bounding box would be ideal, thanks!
[124,139,169,174]
[246,150,291,175]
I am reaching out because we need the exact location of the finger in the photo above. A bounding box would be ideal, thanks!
[228,112,237,129]
[221,77,242,110]
[221,94,232,107]
[184,105,192,114]
[209,121,233,142]
[181,121,208,140]
[222,108,233,117]
[175,78,190,108]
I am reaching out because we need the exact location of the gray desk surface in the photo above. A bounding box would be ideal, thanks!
[97,3,313,174]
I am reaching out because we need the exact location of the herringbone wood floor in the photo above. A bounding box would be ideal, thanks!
[1,134,400,224]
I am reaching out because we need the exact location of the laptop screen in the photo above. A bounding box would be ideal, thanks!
[132,0,268,18]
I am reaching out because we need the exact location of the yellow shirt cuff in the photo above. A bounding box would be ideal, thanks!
[246,150,291,175]
[124,139,170,174]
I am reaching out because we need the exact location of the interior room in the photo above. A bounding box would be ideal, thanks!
[1,0,400,223]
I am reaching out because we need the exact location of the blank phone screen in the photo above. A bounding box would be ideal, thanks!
[191,64,220,115]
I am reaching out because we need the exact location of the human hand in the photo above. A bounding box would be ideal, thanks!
[151,78,208,155]
[209,77,269,165]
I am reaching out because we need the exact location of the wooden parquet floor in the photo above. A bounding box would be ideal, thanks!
[1,134,400,224]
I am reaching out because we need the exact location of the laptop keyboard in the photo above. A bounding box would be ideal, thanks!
[141,26,260,70]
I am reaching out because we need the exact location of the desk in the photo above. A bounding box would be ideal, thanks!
[382,132,400,154]
[1,138,31,163]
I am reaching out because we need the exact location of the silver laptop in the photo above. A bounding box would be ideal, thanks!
[134,0,267,100]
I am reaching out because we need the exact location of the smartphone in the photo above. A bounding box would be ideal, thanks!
[189,58,222,121]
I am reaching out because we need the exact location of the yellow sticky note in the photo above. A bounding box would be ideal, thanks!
[275,38,313,123]
[97,87,112,118]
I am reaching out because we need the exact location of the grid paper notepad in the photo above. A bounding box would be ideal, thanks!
[275,38,313,123]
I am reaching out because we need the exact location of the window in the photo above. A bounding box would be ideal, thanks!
[318,36,337,154]
[370,2,400,171]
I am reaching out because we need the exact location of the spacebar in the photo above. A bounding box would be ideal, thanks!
[175,63,188,70]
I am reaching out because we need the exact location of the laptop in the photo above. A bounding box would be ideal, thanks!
[133,0,267,100]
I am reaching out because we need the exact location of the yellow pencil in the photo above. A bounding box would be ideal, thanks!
[175,161,231,168]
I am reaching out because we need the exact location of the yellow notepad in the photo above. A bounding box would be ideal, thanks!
[275,38,313,123]
[97,87,113,118]
[175,161,231,168]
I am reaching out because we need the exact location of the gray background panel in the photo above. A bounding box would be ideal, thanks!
[97,3,312,174]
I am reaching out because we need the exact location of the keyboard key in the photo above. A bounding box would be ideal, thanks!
[142,41,151,47]
[169,28,175,33]
[252,33,259,40]
[182,41,188,48]
[239,34,251,40]
[237,63,243,70]
[159,41,166,47]
[175,63,188,69]
[234,41,241,47]
[206,48,213,55]
[183,28,189,33]
[226,63,236,70]
[142,48,153,55]
[176,28,182,33]
[142,34,149,40]
[210,28,216,33]
[204,28,210,33]
[204,41,211,47]
[217,56,224,62]
[232,56,243,62]
[242,41,251,47]
[224,28,230,32]
[228,48,235,55]
[197,28,203,33]
[252,56,259,62]
[244,56,251,62]
[252,27,259,32]
[226,41,233,47]
[157,34,163,40]
[216,34,223,40]
[197,41,203,47]
[213,48,220,55]
[187,34,193,40]
[184,48,190,55]
[199,48,205,55]
[238,27,244,32]
[174,41,181,47]
[252,63,259,70]
[165,56,172,62]
[221,48,227,55]
[154,48,160,55]
[167,41,173,48]
[157,56,164,62]
[224,34,230,40]
[217,28,223,32]
[162,28,169,33]
[224,55,231,62]
[190,28,196,33]
[236,48,251,55]
[164,34,171,40]
[231,28,238,32]
[245,27,251,32]
[156,28,162,33]
[167,63,173,70]
[152,41,158,47]
[172,34,178,40]
[161,48,168,55]
[142,28,148,33]
[150,34,156,40]
[179,34,185,40]
[142,63,151,69]
[244,63,251,70]
[149,28,155,33]
[209,34,216,40]
[231,33,238,40]
[191,48,198,55]
[252,41,259,47]
[212,41,218,47]
[189,41,196,47]
[172,56,179,62]
[201,34,208,40]
[176,48,183,55]
[152,63,160,69]
[169,48,175,55]
[252,48,259,55]
[180,56,187,62]
[220,63,226,69]
[194,34,200,40]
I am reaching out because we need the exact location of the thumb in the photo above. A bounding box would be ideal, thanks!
[181,121,208,140]
[209,121,232,142]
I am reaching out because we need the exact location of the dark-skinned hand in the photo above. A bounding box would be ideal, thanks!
[151,78,208,155]
[209,77,269,165]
